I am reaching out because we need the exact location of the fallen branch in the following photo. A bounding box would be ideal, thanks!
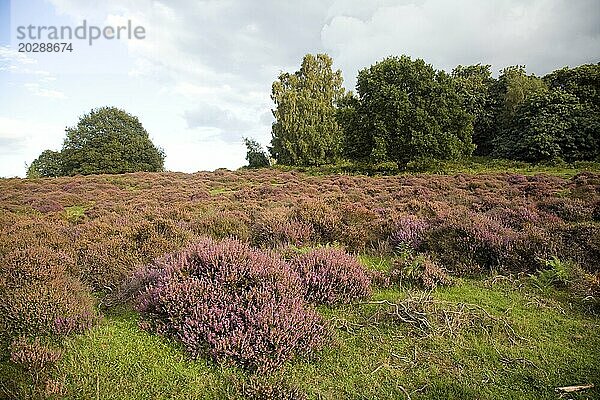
[555,384,594,393]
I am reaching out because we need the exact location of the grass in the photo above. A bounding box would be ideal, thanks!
[64,205,87,224]
[271,157,600,178]
[45,272,599,399]
[55,309,240,400]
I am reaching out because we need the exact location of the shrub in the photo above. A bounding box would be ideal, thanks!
[133,238,326,372]
[251,208,314,247]
[290,247,372,305]
[293,199,340,243]
[4,337,65,400]
[424,212,513,274]
[390,252,451,290]
[74,236,139,292]
[555,223,600,272]
[189,210,251,241]
[9,336,62,372]
[389,215,429,251]
[0,247,96,345]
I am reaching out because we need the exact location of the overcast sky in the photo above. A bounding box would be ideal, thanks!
[1,0,599,177]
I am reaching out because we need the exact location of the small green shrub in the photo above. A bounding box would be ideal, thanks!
[532,256,572,289]
[390,252,451,290]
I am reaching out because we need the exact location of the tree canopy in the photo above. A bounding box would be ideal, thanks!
[28,107,165,177]
[269,54,345,166]
[26,150,63,178]
[351,55,475,165]
[243,138,270,168]
[494,64,600,162]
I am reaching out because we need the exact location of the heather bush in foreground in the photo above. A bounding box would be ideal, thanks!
[0,247,96,345]
[133,238,327,372]
[290,247,372,305]
[4,336,65,400]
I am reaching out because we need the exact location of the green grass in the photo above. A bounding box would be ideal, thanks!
[64,205,87,224]
[271,157,600,178]
[54,309,240,400]
[43,276,599,399]
[208,187,235,196]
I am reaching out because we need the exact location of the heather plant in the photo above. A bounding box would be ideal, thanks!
[337,202,381,249]
[554,223,600,272]
[133,238,327,372]
[4,336,65,400]
[189,210,251,241]
[1,277,95,345]
[250,208,314,247]
[389,215,430,251]
[0,246,96,345]
[293,199,341,243]
[290,247,372,305]
[74,236,139,292]
[424,211,516,274]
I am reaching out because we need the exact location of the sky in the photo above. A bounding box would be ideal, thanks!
[0,0,599,177]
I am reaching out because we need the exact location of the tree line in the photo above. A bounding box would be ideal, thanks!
[27,54,598,178]
[247,54,600,168]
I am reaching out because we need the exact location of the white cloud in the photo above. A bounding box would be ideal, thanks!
[0,45,66,99]
[24,83,66,99]
[322,0,600,87]
[0,117,64,177]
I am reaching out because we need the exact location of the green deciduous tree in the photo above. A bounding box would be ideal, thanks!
[243,138,270,168]
[452,64,498,155]
[543,63,600,107]
[497,66,548,121]
[269,54,345,166]
[493,64,600,163]
[61,107,165,175]
[27,107,165,178]
[26,150,63,178]
[494,89,600,162]
[353,55,474,165]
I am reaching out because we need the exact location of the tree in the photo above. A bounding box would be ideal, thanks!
[494,89,600,162]
[60,107,164,175]
[269,54,345,166]
[243,138,270,168]
[543,63,600,107]
[353,55,474,165]
[498,65,548,119]
[452,64,498,155]
[336,91,369,160]
[26,150,63,178]
[493,64,600,162]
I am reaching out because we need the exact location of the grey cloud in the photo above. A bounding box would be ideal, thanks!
[322,0,600,88]
[0,136,27,153]
[183,104,249,141]
[50,0,600,131]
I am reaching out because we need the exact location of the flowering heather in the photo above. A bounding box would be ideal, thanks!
[1,169,599,350]
[0,246,96,344]
[390,215,429,250]
[9,336,62,372]
[290,247,372,305]
[134,237,327,372]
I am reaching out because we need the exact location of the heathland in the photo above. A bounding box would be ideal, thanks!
[1,167,599,399]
